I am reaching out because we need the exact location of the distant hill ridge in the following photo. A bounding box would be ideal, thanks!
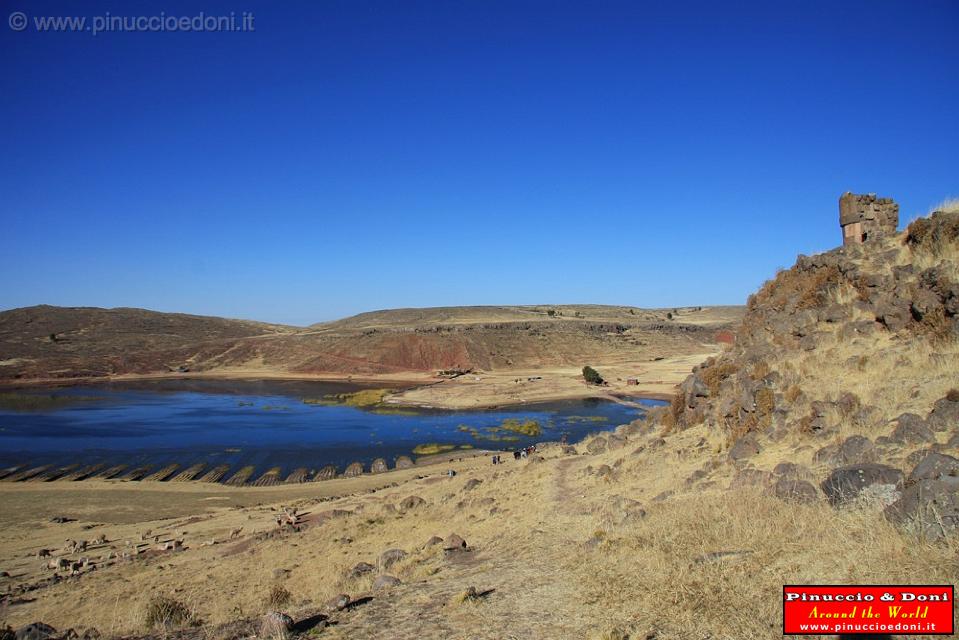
[0,303,743,382]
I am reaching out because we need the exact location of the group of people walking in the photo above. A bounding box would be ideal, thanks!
[491,444,538,465]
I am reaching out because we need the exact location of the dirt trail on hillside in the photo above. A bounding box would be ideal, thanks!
[324,458,599,639]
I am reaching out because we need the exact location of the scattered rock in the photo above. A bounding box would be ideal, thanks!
[372,575,401,591]
[908,452,959,484]
[394,456,414,469]
[14,624,57,640]
[378,548,407,570]
[347,562,375,579]
[607,434,627,450]
[259,612,293,639]
[729,468,774,490]
[370,458,388,474]
[891,413,935,444]
[444,534,468,550]
[821,464,904,507]
[423,535,444,548]
[462,478,482,492]
[728,433,761,461]
[398,496,426,511]
[324,594,350,612]
[586,437,608,455]
[595,464,613,479]
[927,395,959,432]
[841,435,875,463]
[886,477,959,538]
[772,478,819,504]
[772,462,811,481]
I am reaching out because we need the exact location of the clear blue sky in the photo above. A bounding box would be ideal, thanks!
[1,1,956,326]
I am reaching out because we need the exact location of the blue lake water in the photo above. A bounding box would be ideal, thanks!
[0,379,662,481]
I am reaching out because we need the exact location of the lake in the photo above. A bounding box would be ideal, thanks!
[0,379,662,483]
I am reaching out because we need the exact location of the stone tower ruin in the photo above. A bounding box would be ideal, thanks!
[839,192,899,246]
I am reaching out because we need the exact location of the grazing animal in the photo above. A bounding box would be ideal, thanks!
[230,527,242,540]
[36,549,51,559]
[72,540,87,554]
[91,534,107,545]
[62,539,75,553]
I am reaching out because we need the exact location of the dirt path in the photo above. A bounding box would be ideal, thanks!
[323,458,599,639]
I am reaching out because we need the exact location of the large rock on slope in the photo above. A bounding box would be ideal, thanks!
[821,464,903,506]
[886,477,959,539]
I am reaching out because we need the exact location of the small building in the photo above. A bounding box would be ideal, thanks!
[839,192,899,246]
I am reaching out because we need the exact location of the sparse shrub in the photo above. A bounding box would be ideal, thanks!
[750,361,771,380]
[582,366,604,385]
[701,361,738,395]
[266,584,292,610]
[905,209,959,256]
[143,596,194,629]
[755,387,775,416]
[784,384,803,404]
[547,308,556,317]
[752,264,843,312]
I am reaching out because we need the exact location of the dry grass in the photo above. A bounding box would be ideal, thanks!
[143,596,196,630]
[0,423,956,639]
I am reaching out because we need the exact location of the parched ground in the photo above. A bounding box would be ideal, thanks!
[2,419,955,640]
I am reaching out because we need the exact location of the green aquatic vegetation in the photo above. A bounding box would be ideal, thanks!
[412,443,457,456]
[497,418,542,436]
[303,388,394,408]
[564,415,609,424]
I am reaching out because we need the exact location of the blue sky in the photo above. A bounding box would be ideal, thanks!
[1,1,956,326]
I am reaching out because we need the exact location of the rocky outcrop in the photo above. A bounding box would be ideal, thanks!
[821,464,903,507]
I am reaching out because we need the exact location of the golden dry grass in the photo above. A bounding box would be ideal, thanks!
[1,422,955,639]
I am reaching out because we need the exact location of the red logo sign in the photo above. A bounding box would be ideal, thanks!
[783,585,954,635]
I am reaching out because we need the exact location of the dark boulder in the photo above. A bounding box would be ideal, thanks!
[728,433,761,461]
[586,437,607,455]
[840,435,875,463]
[607,434,627,450]
[891,413,936,444]
[372,575,401,591]
[773,478,819,504]
[15,625,57,640]
[909,452,959,484]
[729,468,774,491]
[378,548,408,570]
[398,495,426,511]
[886,477,959,539]
[927,395,959,433]
[348,562,375,579]
[821,464,904,507]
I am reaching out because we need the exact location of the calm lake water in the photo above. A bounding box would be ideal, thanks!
[0,379,662,481]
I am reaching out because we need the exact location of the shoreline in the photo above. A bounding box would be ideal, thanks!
[0,369,675,410]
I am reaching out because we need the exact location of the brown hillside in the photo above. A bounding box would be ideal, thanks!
[0,304,743,383]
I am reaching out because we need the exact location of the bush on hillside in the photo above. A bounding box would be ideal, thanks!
[582,366,604,385]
